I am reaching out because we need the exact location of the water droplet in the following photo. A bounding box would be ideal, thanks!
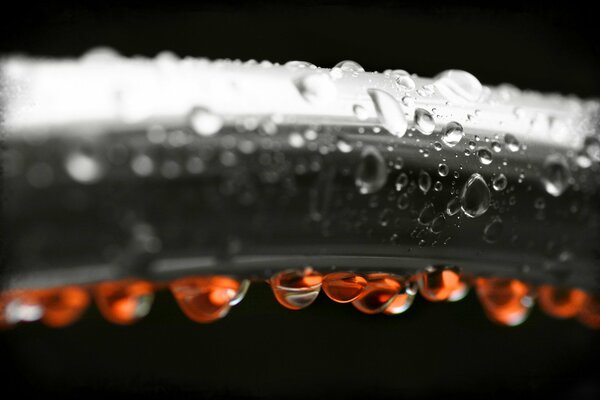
[95,280,154,325]
[433,142,443,151]
[418,203,436,225]
[397,193,410,209]
[295,73,337,105]
[418,266,461,302]
[460,173,490,218]
[38,287,90,328]
[491,141,502,152]
[285,60,316,69]
[430,213,446,233]
[476,278,533,326]
[334,60,364,73]
[336,139,353,153]
[541,154,571,197]
[391,70,416,90]
[170,276,243,323]
[190,107,223,136]
[367,89,408,137]
[65,151,104,183]
[504,133,520,152]
[288,132,305,148]
[418,170,431,193]
[414,108,435,135]
[402,95,415,107]
[355,146,388,195]
[483,217,503,243]
[322,272,367,303]
[577,294,600,329]
[492,174,507,191]
[384,288,415,315]
[352,274,401,314]
[477,148,493,165]
[538,286,586,319]
[434,69,483,102]
[446,197,461,216]
[438,163,449,177]
[395,172,409,191]
[353,104,369,121]
[448,278,470,302]
[270,268,322,310]
[441,122,464,147]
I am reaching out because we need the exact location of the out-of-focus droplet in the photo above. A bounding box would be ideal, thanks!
[460,173,490,218]
[65,151,104,184]
[285,60,316,69]
[414,108,435,135]
[446,197,461,216]
[190,107,223,136]
[295,73,337,105]
[441,122,464,147]
[477,148,493,165]
[541,154,571,197]
[438,163,449,177]
[270,268,322,310]
[538,286,586,319]
[577,294,600,329]
[39,287,90,328]
[391,70,416,90]
[483,217,503,243]
[334,60,364,73]
[491,141,502,152]
[355,146,388,194]
[418,170,431,193]
[1,292,44,326]
[492,174,507,191]
[322,272,367,303]
[229,279,251,306]
[170,276,242,323]
[418,266,461,302]
[476,277,533,326]
[367,89,408,137]
[353,104,369,121]
[448,277,470,302]
[95,280,154,325]
[434,69,483,102]
[384,289,415,315]
[353,273,401,314]
[504,133,520,152]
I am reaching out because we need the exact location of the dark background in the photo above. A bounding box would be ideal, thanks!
[1,1,599,399]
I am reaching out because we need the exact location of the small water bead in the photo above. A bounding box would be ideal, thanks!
[170,276,244,323]
[538,286,586,319]
[322,272,368,303]
[270,268,323,310]
[334,60,365,73]
[395,172,409,191]
[295,73,337,105]
[464,149,471,156]
[476,277,533,326]
[441,122,464,147]
[418,170,432,193]
[438,163,449,177]
[352,274,402,314]
[355,146,388,195]
[541,154,571,197]
[483,217,503,243]
[414,108,435,135]
[446,197,461,216]
[434,69,483,102]
[477,148,493,165]
[94,280,154,325]
[491,141,502,152]
[402,96,415,108]
[190,107,224,136]
[433,142,443,151]
[418,266,461,302]
[492,174,507,191]
[391,70,416,90]
[460,173,491,218]
[504,133,520,152]
[367,89,408,137]
[353,104,369,121]
[468,141,476,150]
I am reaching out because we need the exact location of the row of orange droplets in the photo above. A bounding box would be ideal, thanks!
[1,267,599,329]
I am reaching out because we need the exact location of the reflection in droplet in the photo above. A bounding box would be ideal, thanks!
[95,280,154,325]
[322,272,367,303]
[355,146,388,195]
[460,173,491,218]
[353,274,401,314]
[270,268,322,310]
[384,283,415,315]
[477,148,493,165]
[476,277,533,326]
[367,89,408,137]
[538,286,586,319]
[441,122,464,147]
[541,154,571,197]
[418,267,461,302]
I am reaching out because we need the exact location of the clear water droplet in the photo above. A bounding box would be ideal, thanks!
[491,141,502,152]
[395,172,409,191]
[391,70,416,90]
[322,272,367,303]
[367,89,408,137]
[460,173,491,218]
[334,60,364,73]
[434,69,483,102]
[492,174,507,191]
[270,268,322,310]
[541,154,571,197]
[418,203,436,225]
[441,122,464,147]
[414,108,435,135]
[430,213,446,233]
[477,148,493,165]
[504,133,520,152]
[438,163,449,177]
[418,170,432,193]
[190,107,223,136]
[295,73,337,105]
[353,104,369,121]
[355,146,388,195]
[483,217,503,243]
[352,274,401,314]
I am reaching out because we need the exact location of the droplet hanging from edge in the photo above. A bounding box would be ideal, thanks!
[39,287,90,328]
[418,267,461,302]
[322,272,367,303]
[270,268,323,310]
[460,173,491,218]
[476,277,533,326]
[367,88,408,138]
[352,273,401,314]
[538,286,586,319]
[577,293,600,329]
[229,279,251,306]
[170,276,242,323]
[384,278,415,315]
[94,280,154,325]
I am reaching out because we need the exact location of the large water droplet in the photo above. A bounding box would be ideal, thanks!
[352,274,401,314]
[418,266,461,302]
[441,122,464,147]
[541,154,571,197]
[538,286,586,319]
[384,285,415,315]
[477,148,493,165]
[95,280,154,325]
[476,278,533,326]
[295,73,337,105]
[460,173,490,218]
[367,89,408,137]
[322,272,367,303]
[270,268,322,310]
[414,108,435,135]
[334,60,365,73]
[434,69,483,102]
[355,146,388,194]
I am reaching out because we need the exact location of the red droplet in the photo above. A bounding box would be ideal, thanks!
[353,273,401,314]
[270,268,323,310]
[577,293,600,329]
[538,286,586,319]
[476,277,533,326]
[418,266,461,302]
[170,276,241,323]
[322,272,367,303]
[95,280,154,325]
[38,286,90,328]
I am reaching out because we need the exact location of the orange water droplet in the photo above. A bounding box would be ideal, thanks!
[170,276,241,323]
[476,277,533,326]
[418,266,461,301]
[38,287,90,328]
[538,286,586,319]
[384,291,415,315]
[577,293,600,329]
[270,268,323,310]
[95,280,154,325]
[448,276,471,302]
[0,293,13,329]
[322,272,367,303]
[353,273,401,314]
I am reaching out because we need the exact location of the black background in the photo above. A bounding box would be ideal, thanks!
[1,1,599,399]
